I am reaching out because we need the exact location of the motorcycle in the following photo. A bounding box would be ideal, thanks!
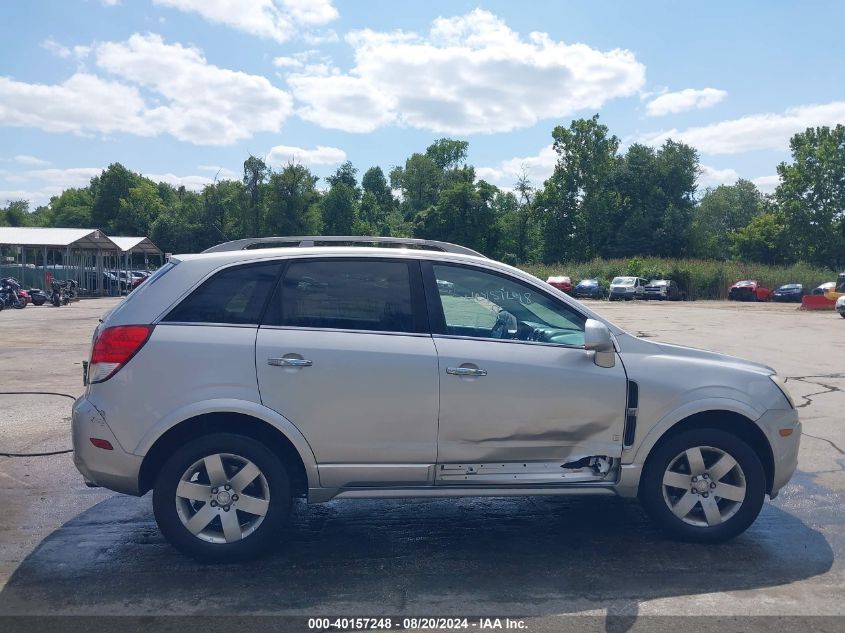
[0,277,27,309]
[27,287,49,306]
[50,279,71,306]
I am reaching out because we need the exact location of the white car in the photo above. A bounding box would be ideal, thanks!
[72,236,800,561]
[836,294,845,318]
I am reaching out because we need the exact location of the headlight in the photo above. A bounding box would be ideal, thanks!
[769,374,795,409]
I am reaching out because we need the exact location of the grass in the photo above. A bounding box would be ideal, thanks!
[521,257,841,300]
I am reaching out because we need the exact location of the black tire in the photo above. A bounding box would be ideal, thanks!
[153,433,291,562]
[33,297,46,306]
[639,428,766,543]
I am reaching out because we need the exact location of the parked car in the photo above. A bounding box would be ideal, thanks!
[73,236,800,562]
[546,275,572,294]
[644,279,684,301]
[609,276,648,301]
[728,280,771,302]
[573,278,605,299]
[772,284,804,303]
[811,282,835,296]
[836,295,845,318]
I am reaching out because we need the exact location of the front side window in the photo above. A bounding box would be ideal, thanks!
[432,264,586,347]
[265,259,418,334]
[164,261,280,325]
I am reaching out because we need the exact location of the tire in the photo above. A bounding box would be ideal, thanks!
[153,433,291,562]
[639,428,766,543]
[33,297,45,306]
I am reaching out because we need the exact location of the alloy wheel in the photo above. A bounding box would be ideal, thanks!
[175,453,270,544]
[661,445,747,527]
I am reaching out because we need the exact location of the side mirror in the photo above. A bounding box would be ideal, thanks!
[584,319,615,368]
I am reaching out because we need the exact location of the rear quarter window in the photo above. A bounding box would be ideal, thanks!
[163,261,281,325]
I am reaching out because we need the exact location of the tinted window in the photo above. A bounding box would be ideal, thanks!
[432,264,586,347]
[164,262,280,325]
[266,259,417,333]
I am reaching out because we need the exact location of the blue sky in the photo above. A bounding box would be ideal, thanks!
[2,0,845,207]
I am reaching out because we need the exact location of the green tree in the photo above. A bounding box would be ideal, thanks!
[692,179,763,259]
[326,161,360,195]
[536,115,619,262]
[390,153,442,217]
[115,179,164,235]
[321,182,357,234]
[1,200,30,226]
[775,124,845,267]
[92,163,138,231]
[243,155,268,235]
[425,138,469,170]
[731,209,792,264]
[264,162,322,236]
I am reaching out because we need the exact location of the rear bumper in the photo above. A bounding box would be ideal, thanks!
[72,396,143,495]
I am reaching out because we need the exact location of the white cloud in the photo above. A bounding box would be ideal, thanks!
[698,164,739,189]
[477,145,559,187]
[1,34,293,145]
[266,144,346,166]
[645,87,726,117]
[95,33,293,145]
[288,9,645,134]
[143,172,214,190]
[639,101,845,154]
[14,155,51,167]
[0,167,101,206]
[102,0,121,6]
[0,72,151,136]
[197,165,240,180]
[752,175,779,194]
[152,0,338,43]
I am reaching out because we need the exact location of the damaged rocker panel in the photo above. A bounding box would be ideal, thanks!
[437,456,617,484]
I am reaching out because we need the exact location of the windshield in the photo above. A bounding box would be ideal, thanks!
[578,279,598,286]
[649,280,668,286]
[735,280,755,287]
[611,277,635,286]
[780,284,800,290]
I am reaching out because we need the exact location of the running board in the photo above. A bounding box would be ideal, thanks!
[310,485,616,503]
[436,458,616,485]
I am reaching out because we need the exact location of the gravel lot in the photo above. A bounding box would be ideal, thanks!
[0,297,843,626]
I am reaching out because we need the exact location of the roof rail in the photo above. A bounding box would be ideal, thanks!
[201,236,486,258]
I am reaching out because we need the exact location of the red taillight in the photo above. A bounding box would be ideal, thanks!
[89,325,153,383]
[89,438,114,450]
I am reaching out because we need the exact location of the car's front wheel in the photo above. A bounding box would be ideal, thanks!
[153,433,290,562]
[640,428,766,542]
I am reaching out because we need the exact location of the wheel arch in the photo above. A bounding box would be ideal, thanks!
[138,411,315,497]
[639,410,775,495]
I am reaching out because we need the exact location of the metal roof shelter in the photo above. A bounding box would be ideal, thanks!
[0,227,119,250]
[0,227,158,296]
[110,236,162,255]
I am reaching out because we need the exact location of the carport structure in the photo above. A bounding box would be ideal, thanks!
[0,226,124,295]
[110,236,164,292]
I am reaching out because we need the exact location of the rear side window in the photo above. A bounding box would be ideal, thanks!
[264,259,418,333]
[164,261,280,325]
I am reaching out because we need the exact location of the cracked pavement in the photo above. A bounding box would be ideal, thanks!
[0,297,843,623]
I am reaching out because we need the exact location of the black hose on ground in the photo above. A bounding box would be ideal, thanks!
[0,390,76,457]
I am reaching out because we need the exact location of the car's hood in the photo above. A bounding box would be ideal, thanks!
[616,333,775,376]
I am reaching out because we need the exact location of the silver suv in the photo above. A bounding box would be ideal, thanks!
[72,237,800,561]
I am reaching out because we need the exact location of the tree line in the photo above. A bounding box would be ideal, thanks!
[2,116,844,269]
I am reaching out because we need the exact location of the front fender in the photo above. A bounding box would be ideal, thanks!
[133,398,320,489]
[625,396,763,467]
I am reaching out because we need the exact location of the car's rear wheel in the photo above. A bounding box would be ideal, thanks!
[640,428,765,542]
[153,433,290,562]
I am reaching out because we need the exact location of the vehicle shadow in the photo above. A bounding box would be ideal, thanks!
[0,471,835,622]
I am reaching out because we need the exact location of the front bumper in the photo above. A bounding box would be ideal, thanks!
[72,396,143,495]
[756,408,801,497]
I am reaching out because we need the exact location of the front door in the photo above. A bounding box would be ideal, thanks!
[256,258,439,488]
[425,262,628,485]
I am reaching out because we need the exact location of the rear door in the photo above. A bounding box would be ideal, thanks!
[424,261,628,485]
[255,257,439,489]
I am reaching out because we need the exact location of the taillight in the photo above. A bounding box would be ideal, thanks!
[89,325,154,383]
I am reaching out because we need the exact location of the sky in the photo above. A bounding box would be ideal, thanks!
[2,0,845,208]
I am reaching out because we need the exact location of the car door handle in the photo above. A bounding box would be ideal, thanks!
[446,366,487,377]
[268,357,313,367]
